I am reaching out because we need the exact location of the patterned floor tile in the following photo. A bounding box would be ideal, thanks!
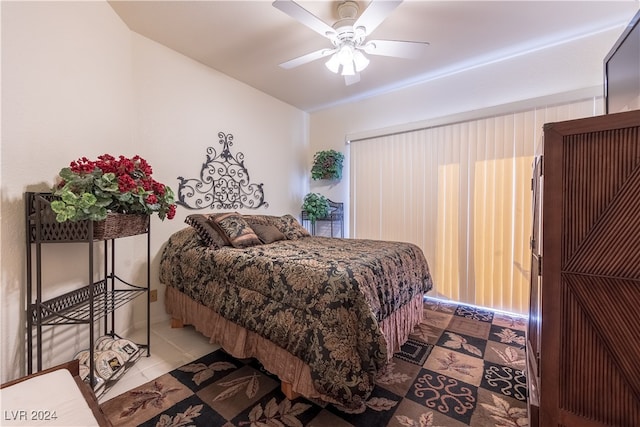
[169,350,243,392]
[101,373,195,426]
[423,347,485,386]
[230,391,322,426]
[454,305,495,323]
[488,324,526,348]
[325,386,402,427]
[375,357,423,398]
[138,394,225,427]
[410,321,447,345]
[197,365,280,420]
[387,397,469,427]
[436,330,487,359]
[309,409,360,427]
[470,387,528,427]
[492,312,527,332]
[480,362,527,402]
[424,298,458,314]
[395,338,434,366]
[484,341,526,371]
[405,368,478,425]
[447,316,492,340]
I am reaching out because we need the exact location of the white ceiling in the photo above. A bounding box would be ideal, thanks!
[108,1,639,112]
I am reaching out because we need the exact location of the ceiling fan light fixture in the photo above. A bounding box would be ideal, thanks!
[337,44,354,62]
[353,50,370,72]
[341,59,355,76]
[325,53,341,73]
[325,44,367,76]
[363,41,376,55]
[274,0,425,85]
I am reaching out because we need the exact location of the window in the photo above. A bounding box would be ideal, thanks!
[350,98,599,313]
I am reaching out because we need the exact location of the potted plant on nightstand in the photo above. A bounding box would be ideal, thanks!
[311,149,344,181]
[302,192,330,224]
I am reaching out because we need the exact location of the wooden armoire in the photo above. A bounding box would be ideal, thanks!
[527,109,640,427]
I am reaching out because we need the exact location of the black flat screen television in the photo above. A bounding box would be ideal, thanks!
[604,9,640,114]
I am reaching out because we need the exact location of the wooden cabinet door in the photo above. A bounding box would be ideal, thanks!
[539,110,640,427]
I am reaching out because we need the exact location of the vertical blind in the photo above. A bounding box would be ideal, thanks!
[350,99,599,314]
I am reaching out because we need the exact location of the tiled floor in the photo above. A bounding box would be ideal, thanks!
[99,298,526,410]
[99,320,219,404]
[99,298,529,426]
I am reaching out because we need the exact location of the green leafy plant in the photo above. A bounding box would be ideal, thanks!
[51,154,176,222]
[311,149,344,181]
[302,193,330,224]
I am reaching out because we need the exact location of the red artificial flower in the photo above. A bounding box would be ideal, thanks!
[118,174,138,193]
[167,204,177,220]
[55,154,176,222]
[152,180,165,195]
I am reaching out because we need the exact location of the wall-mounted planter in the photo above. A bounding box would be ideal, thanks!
[311,149,344,181]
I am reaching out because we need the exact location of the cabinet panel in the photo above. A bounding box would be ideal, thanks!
[527,154,543,425]
[527,110,640,427]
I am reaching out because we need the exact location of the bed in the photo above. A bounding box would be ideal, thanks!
[159,213,433,409]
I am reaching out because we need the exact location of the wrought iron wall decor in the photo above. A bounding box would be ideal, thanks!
[176,132,269,210]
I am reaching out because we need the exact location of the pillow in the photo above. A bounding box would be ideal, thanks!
[243,214,277,227]
[277,214,311,240]
[208,212,262,248]
[184,214,228,248]
[251,223,286,244]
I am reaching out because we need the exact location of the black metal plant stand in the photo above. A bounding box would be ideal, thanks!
[301,199,344,237]
[25,192,150,397]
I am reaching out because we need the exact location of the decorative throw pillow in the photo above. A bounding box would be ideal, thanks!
[251,223,286,244]
[184,214,228,248]
[243,214,278,227]
[208,212,262,248]
[277,214,311,239]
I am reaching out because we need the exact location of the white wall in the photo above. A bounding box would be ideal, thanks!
[0,1,306,383]
[308,25,630,236]
[130,32,308,326]
[1,0,136,383]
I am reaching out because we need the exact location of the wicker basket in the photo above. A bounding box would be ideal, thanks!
[27,193,150,241]
[93,213,149,240]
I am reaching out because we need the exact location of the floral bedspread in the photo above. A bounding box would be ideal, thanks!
[159,228,433,408]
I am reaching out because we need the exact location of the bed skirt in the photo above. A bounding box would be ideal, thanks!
[165,286,424,404]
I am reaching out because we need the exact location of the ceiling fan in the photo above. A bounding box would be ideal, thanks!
[273,0,429,85]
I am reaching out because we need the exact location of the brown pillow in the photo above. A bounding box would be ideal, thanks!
[243,214,279,227]
[277,214,311,239]
[184,214,227,248]
[251,223,286,244]
[208,212,262,248]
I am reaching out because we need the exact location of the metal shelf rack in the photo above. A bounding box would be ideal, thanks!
[301,199,344,237]
[25,192,150,397]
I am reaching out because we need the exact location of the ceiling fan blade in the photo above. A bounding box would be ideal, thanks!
[344,72,361,86]
[363,39,429,59]
[272,0,337,40]
[353,0,402,36]
[279,48,336,69]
